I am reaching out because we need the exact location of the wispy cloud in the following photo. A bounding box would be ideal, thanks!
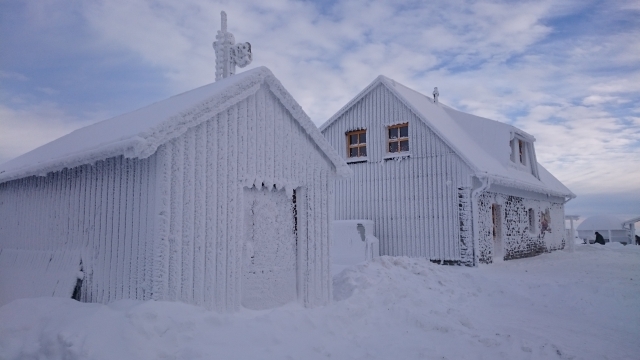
[0,0,638,217]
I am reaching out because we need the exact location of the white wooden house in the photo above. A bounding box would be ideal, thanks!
[320,76,575,265]
[0,64,350,310]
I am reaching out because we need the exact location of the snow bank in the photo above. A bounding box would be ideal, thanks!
[1,245,638,360]
[331,220,379,275]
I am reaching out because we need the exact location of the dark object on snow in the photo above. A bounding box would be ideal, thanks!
[594,232,605,245]
[635,235,640,245]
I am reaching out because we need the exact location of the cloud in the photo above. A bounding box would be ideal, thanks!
[0,0,638,216]
[0,102,103,165]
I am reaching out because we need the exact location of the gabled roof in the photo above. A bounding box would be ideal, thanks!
[0,67,350,183]
[320,75,574,199]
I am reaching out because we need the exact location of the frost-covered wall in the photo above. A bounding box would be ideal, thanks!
[0,83,335,312]
[0,156,158,303]
[476,191,566,263]
[322,84,472,262]
[152,84,334,311]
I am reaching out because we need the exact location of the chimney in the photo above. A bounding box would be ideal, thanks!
[433,87,439,104]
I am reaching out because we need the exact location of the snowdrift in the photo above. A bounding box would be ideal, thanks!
[1,244,638,360]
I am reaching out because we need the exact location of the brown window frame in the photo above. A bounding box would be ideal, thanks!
[346,129,367,158]
[387,123,409,153]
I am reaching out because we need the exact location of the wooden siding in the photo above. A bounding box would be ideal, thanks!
[0,156,158,303]
[0,83,334,311]
[148,83,334,311]
[322,84,472,261]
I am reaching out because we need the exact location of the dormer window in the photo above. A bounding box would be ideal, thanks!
[346,129,367,158]
[388,123,409,153]
[510,135,540,178]
[518,139,526,165]
[511,137,528,166]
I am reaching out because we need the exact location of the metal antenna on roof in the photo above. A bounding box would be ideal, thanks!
[213,11,253,81]
[433,87,439,104]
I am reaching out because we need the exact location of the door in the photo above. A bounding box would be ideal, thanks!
[491,204,503,262]
[242,187,297,309]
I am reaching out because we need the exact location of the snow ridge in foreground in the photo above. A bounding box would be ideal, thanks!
[1,245,638,360]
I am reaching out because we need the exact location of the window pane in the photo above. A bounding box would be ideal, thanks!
[389,142,398,153]
[349,147,358,157]
[400,140,409,152]
[359,132,366,144]
[359,146,367,157]
[399,125,408,138]
[349,134,358,145]
[389,128,398,139]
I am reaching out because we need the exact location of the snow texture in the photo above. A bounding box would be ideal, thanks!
[1,244,638,360]
[0,249,82,306]
[577,214,628,231]
[331,220,380,275]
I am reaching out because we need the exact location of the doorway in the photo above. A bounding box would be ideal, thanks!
[491,204,503,262]
[242,187,297,309]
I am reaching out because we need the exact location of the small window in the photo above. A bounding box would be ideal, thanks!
[541,209,551,233]
[346,129,367,158]
[518,139,526,165]
[528,208,535,233]
[388,123,409,153]
[510,138,528,166]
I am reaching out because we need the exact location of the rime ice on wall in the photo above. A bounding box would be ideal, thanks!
[0,156,157,303]
[0,68,346,311]
[457,187,473,266]
[477,191,566,264]
[324,84,472,262]
[0,249,82,306]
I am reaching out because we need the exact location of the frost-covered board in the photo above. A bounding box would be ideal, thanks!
[0,249,82,306]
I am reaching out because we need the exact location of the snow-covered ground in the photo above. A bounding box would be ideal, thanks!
[1,244,638,360]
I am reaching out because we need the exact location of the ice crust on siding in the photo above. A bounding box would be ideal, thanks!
[319,75,573,199]
[0,67,350,183]
[0,249,82,306]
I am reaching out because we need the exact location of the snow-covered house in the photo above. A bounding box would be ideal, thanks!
[0,14,350,310]
[320,76,575,265]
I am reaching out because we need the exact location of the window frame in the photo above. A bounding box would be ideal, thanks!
[387,123,409,154]
[346,129,367,158]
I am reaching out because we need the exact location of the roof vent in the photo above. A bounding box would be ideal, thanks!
[213,11,253,81]
[433,87,439,104]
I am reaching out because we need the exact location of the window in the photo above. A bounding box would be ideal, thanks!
[492,204,501,240]
[388,123,409,153]
[510,138,527,165]
[346,129,367,158]
[528,208,536,233]
[541,209,551,233]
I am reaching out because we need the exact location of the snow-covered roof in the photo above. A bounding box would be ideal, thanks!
[577,215,633,231]
[0,67,350,183]
[320,75,574,199]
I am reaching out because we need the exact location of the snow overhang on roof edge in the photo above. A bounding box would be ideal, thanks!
[477,172,576,200]
[0,66,351,183]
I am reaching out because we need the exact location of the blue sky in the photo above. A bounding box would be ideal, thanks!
[1,0,639,218]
